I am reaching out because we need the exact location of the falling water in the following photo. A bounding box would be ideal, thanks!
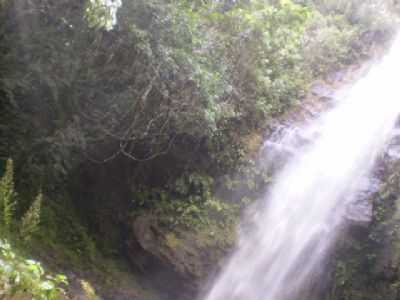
[204,36,400,300]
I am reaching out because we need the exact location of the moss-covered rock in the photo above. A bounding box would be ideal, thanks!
[126,213,236,299]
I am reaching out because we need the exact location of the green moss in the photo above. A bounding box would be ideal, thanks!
[80,280,101,300]
[165,233,181,250]
[196,221,236,253]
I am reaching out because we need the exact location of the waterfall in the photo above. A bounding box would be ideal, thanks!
[204,36,400,300]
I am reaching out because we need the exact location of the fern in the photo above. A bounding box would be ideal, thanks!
[20,191,42,241]
[0,159,16,235]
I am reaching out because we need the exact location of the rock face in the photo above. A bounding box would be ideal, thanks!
[310,82,336,101]
[343,176,380,233]
[328,120,400,300]
[126,214,233,300]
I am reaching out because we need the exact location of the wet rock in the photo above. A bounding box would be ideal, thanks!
[326,69,347,84]
[361,30,390,47]
[310,83,335,101]
[330,153,400,300]
[342,171,380,224]
[345,199,373,228]
[385,129,400,160]
[386,146,400,160]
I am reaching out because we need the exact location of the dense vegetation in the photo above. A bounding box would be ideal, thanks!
[0,0,399,298]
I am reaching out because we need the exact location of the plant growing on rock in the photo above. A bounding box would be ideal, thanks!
[0,159,16,236]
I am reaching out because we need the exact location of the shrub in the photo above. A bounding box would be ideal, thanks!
[301,12,360,76]
[20,191,43,242]
[306,0,399,37]
[0,159,16,235]
[0,239,67,300]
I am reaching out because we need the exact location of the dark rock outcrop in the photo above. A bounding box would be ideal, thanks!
[329,121,400,300]
[125,214,234,300]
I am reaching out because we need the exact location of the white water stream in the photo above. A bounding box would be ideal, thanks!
[205,37,400,300]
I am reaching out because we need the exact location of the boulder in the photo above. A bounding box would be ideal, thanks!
[310,82,335,101]
[125,214,233,300]
[344,176,380,229]
[326,69,347,84]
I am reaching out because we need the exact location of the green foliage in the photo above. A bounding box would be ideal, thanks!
[0,159,97,270]
[80,280,101,300]
[0,3,399,298]
[0,159,45,241]
[299,0,399,77]
[307,0,398,30]
[199,0,312,117]
[0,162,67,298]
[86,0,119,30]
[0,159,16,235]
[165,232,181,249]
[302,13,360,76]
[20,191,43,242]
[1,0,397,187]
[220,158,272,203]
[133,173,239,229]
[36,198,97,264]
[0,239,67,299]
